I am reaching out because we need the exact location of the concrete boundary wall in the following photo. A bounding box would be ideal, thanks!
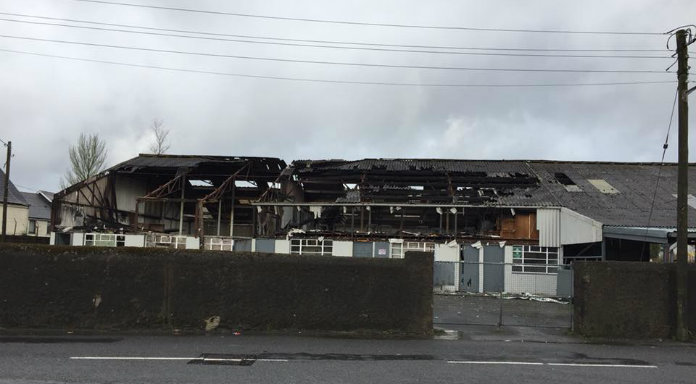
[574,261,695,338]
[0,244,433,335]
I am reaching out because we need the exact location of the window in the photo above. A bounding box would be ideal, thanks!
[512,245,558,274]
[204,236,233,251]
[389,241,435,259]
[28,220,36,235]
[290,238,333,256]
[84,233,126,247]
[146,234,187,249]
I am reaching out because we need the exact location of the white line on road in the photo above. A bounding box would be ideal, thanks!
[257,359,290,362]
[546,363,658,369]
[447,361,657,369]
[71,357,196,361]
[448,361,543,365]
[69,356,288,363]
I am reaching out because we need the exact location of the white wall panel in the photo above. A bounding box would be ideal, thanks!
[537,208,561,247]
[560,208,603,245]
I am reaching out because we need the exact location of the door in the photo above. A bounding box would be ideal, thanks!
[374,241,390,258]
[483,246,504,293]
[460,245,479,292]
[353,242,373,258]
[255,239,275,253]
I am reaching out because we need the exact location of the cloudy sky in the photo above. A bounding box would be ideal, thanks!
[0,0,694,192]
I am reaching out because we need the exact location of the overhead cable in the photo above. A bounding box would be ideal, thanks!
[0,48,678,87]
[0,35,674,74]
[0,17,672,59]
[72,0,665,35]
[0,13,676,55]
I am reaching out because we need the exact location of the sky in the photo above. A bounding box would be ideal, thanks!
[0,0,694,193]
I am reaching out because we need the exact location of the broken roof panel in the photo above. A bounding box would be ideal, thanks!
[109,154,286,175]
[282,159,696,228]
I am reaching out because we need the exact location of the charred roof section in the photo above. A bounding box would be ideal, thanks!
[288,159,541,205]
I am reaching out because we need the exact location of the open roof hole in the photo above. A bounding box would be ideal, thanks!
[554,173,575,186]
[235,180,257,188]
[188,179,213,187]
[555,172,583,192]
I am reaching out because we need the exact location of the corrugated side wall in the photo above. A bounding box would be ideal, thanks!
[560,208,603,245]
[537,208,561,247]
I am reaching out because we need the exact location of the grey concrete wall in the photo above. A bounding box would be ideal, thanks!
[574,261,695,338]
[0,244,433,336]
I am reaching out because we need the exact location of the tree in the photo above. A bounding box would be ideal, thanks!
[149,119,170,155]
[61,133,108,189]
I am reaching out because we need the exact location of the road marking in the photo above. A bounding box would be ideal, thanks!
[257,359,289,362]
[71,357,196,361]
[70,356,287,363]
[546,363,657,369]
[447,361,657,368]
[448,361,543,365]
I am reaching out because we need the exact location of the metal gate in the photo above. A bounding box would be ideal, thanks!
[255,239,275,253]
[353,242,373,258]
[435,257,573,329]
[459,246,479,292]
[483,246,504,293]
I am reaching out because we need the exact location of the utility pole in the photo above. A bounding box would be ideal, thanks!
[1,141,11,242]
[675,29,691,342]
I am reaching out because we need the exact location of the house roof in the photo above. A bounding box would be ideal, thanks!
[286,159,696,228]
[20,191,52,220]
[38,190,54,201]
[0,170,27,206]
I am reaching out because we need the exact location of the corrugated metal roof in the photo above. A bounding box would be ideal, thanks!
[287,159,696,228]
[109,154,286,173]
[0,170,27,206]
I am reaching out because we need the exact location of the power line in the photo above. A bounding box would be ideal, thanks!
[642,88,678,257]
[0,34,675,74]
[0,17,673,60]
[0,48,678,87]
[0,13,679,57]
[73,0,666,35]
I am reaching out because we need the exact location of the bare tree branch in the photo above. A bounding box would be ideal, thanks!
[149,119,171,155]
[61,133,107,189]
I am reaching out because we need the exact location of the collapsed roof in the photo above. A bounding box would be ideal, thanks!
[262,159,696,228]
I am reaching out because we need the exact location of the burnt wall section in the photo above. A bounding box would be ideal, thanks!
[574,262,695,338]
[0,244,432,335]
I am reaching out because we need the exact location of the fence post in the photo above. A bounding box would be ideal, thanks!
[498,260,504,327]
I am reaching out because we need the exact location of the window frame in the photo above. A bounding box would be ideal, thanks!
[290,238,333,256]
[512,245,559,274]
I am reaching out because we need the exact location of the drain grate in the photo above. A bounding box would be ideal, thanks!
[188,353,257,366]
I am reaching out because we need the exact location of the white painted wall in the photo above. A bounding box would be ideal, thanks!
[0,204,29,235]
[124,234,146,247]
[185,237,200,249]
[537,208,561,247]
[560,208,603,245]
[478,246,484,294]
[538,207,603,247]
[275,239,290,254]
[71,232,84,246]
[332,241,353,257]
[504,245,558,296]
[434,243,460,292]
[114,176,147,213]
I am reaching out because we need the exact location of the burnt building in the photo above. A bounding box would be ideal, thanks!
[51,154,285,248]
[51,156,696,296]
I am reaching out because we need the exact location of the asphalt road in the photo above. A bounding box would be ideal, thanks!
[1,333,695,384]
